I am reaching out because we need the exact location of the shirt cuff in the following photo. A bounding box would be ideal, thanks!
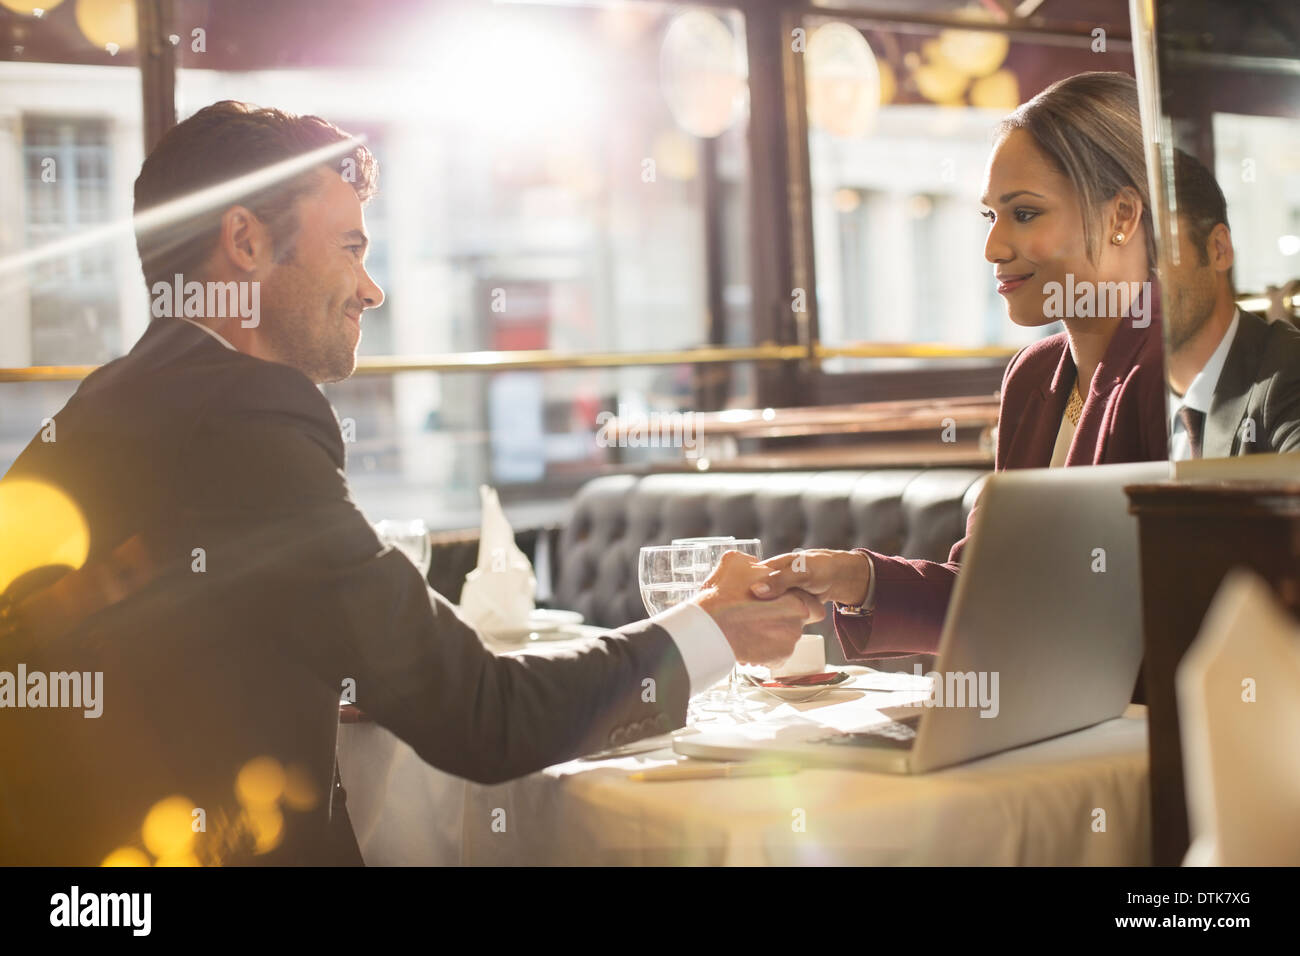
[650,600,735,697]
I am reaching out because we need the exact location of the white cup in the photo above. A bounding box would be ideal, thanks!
[775,633,826,678]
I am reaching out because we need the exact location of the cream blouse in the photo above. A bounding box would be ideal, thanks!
[1049,375,1079,468]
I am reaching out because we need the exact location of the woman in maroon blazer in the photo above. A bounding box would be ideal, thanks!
[753,71,1168,660]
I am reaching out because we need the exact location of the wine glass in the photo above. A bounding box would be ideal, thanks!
[375,519,432,578]
[672,536,764,715]
[669,536,735,584]
[713,538,764,710]
[638,543,704,615]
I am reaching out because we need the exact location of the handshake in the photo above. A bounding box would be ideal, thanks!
[690,549,872,667]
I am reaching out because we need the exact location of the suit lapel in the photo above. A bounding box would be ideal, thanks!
[1205,313,1264,456]
[1003,340,1073,468]
[1066,314,1151,465]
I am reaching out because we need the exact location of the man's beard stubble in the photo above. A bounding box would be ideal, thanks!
[1167,284,1215,354]
[262,310,355,384]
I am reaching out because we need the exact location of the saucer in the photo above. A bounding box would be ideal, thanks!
[741,670,852,703]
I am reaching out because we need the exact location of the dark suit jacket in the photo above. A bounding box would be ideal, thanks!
[836,308,1168,660]
[0,318,689,865]
[1203,310,1300,456]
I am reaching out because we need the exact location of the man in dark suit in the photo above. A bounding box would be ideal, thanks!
[0,101,822,865]
[1164,150,1300,458]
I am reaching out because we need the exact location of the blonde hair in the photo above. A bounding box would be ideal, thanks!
[996,72,1154,270]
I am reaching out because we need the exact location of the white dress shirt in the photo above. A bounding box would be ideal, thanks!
[174,314,736,694]
[1169,309,1241,461]
[178,316,238,351]
[647,602,735,695]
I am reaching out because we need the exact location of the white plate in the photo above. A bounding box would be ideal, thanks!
[490,623,607,645]
[526,608,585,631]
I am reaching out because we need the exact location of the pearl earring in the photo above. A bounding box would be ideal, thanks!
[1111,232,1125,245]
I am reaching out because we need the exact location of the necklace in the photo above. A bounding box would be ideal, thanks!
[1065,383,1083,426]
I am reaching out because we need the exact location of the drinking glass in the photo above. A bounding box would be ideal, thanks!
[669,536,736,584]
[672,536,764,715]
[375,519,432,578]
[638,544,704,616]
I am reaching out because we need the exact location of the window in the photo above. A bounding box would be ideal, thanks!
[802,13,1136,372]
[21,116,121,364]
[168,1,754,524]
[1211,113,1300,296]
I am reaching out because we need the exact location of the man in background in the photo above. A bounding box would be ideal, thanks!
[1163,149,1300,458]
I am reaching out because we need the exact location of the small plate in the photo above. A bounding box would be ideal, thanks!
[765,671,851,687]
[490,623,607,645]
[741,670,852,703]
[527,608,585,631]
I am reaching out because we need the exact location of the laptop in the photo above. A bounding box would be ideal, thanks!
[674,460,1171,773]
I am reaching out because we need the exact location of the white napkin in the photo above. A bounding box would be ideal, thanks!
[1177,568,1300,866]
[458,485,536,636]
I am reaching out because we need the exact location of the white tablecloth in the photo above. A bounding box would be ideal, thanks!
[337,658,1151,866]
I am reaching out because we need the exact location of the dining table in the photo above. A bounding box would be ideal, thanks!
[336,630,1151,866]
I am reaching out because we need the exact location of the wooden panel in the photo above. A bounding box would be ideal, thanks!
[1125,480,1300,866]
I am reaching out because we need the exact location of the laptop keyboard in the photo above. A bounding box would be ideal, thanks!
[813,715,921,750]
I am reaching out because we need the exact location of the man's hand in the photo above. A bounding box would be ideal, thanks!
[693,551,825,665]
[748,549,872,607]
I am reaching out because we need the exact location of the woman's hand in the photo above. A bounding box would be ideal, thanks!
[694,551,826,665]
[749,549,872,608]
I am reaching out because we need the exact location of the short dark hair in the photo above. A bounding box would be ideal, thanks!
[1173,148,1230,267]
[133,100,377,291]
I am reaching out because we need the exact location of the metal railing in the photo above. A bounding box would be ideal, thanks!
[4,287,1291,383]
[0,341,1018,383]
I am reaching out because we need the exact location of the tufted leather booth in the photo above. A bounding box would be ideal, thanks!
[554,469,990,661]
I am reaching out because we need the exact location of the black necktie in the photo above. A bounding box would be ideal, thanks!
[1177,406,1205,459]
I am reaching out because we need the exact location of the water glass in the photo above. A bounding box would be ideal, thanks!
[375,519,432,577]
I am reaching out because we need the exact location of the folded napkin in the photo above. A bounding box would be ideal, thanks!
[458,485,536,636]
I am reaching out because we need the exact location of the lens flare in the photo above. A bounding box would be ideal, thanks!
[0,0,68,14]
[0,480,89,596]
[74,0,138,53]
[282,763,320,812]
[100,846,150,867]
[235,755,286,808]
[141,795,198,858]
[241,804,285,855]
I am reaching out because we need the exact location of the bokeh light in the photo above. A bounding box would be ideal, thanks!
[235,755,286,808]
[0,480,89,596]
[806,23,881,139]
[970,69,1020,110]
[241,804,285,855]
[659,11,748,139]
[74,0,137,53]
[282,763,320,812]
[0,0,67,14]
[141,795,198,859]
[101,846,150,866]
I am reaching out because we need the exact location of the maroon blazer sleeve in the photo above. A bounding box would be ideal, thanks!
[834,304,1168,663]
[834,349,1024,661]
